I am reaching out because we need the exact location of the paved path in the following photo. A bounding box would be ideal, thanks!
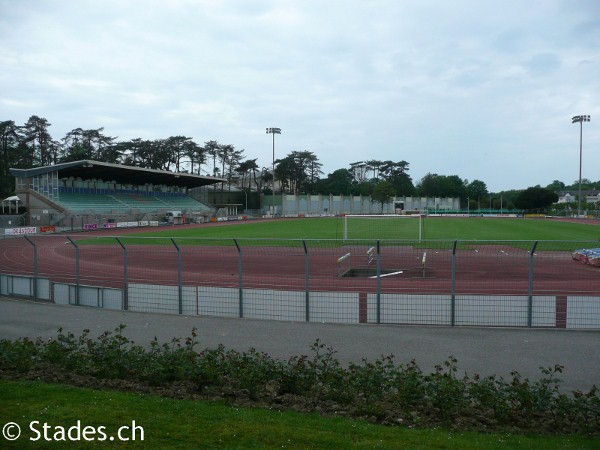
[1,297,599,392]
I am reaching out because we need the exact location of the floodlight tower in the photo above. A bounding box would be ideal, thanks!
[266,127,281,215]
[572,115,591,217]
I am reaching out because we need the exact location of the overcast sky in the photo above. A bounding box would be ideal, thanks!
[1,0,598,192]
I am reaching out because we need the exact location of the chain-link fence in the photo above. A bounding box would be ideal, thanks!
[2,236,599,328]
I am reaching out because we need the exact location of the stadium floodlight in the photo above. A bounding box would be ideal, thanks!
[571,115,591,124]
[572,115,591,217]
[266,127,281,216]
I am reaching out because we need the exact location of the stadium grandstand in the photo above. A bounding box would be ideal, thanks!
[9,160,223,229]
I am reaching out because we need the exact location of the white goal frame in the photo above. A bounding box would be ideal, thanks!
[343,214,424,240]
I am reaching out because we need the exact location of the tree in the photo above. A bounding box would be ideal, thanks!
[258,168,272,194]
[204,140,220,177]
[546,180,565,192]
[365,160,384,180]
[118,138,143,166]
[133,139,172,170]
[514,186,558,211]
[416,173,443,197]
[488,189,520,211]
[0,120,21,197]
[218,144,235,198]
[22,115,54,166]
[60,127,118,163]
[316,168,354,195]
[417,173,468,198]
[304,151,323,192]
[165,136,194,172]
[439,175,467,199]
[185,140,205,175]
[466,180,488,204]
[354,178,378,196]
[349,161,368,183]
[221,145,244,199]
[60,128,83,161]
[379,160,415,196]
[236,158,259,192]
[371,180,396,212]
[274,154,295,193]
[274,151,322,194]
[202,140,221,200]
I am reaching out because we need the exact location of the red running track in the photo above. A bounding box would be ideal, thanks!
[2,229,599,297]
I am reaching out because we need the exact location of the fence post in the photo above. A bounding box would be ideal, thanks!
[171,238,183,315]
[451,240,457,326]
[528,241,539,327]
[376,240,381,324]
[67,237,79,305]
[23,236,38,301]
[234,239,243,318]
[303,240,310,322]
[115,237,128,310]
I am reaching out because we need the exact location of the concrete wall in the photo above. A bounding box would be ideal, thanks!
[281,194,460,216]
[2,273,599,329]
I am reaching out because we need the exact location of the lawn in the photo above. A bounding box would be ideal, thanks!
[109,217,600,241]
[0,380,596,449]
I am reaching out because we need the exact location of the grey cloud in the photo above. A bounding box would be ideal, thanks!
[0,0,598,191]
[523,53,562,76]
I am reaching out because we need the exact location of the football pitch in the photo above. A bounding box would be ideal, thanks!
[124,216,600,241]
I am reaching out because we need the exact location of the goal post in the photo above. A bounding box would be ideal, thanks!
[343,214,424,240]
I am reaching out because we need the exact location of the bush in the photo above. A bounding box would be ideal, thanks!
[0,325,598,434]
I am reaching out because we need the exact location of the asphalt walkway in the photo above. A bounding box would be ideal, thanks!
[0,297,598,392]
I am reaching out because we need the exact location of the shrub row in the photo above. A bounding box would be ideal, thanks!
[1,325,598,434]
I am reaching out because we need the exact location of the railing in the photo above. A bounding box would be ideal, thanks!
[1,236,599,328]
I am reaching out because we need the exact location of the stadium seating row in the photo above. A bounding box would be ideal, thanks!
[57,192,210,214]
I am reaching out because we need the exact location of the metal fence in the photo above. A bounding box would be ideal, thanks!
[1,235,600,328]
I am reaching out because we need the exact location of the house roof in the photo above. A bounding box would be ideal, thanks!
[10,160,224,189]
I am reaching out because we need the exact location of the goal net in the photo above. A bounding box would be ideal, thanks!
[343,214,423,240]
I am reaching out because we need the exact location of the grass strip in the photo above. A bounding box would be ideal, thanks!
[0,379,597,449]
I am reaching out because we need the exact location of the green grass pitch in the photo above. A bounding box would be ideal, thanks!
[123,217,600,241]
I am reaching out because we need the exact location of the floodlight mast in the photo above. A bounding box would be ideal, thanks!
[266,127,281,216]
[571,115,591,217]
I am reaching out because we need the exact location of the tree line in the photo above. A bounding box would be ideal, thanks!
[2,115,598,213]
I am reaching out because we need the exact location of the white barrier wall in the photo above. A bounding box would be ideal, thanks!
[532,296,557,327]
[0,274,50,300]
[53,283,122,309]
[53,284,74,305]
[567,296,600,329]
[2,274,600,329]
[185,286,239,317]
[368,294,452,325]
[310,292,359,323]
[244,289,306,321]
[454,295,556,327]
[128,284,361,323]
[125,285,568,327]
[129,283,179,314]
[367,294,556,327]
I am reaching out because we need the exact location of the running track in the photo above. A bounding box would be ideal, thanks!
[1,223,599,296]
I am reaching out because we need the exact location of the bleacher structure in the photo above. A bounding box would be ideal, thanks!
[9,160,222,228]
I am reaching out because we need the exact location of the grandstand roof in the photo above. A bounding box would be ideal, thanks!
[10,160,224,189]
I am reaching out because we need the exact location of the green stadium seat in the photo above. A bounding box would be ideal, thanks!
[57,192,210,214]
